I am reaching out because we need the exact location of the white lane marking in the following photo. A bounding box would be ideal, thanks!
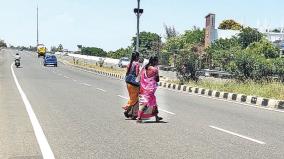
[160,87,284,113]
[117,95,128,99]
[80,82,92,86]
[159,108,176,115]
[96,88,106,92]
[10,63,55,159]
[66,65,124,81]
[117,95,175,115]
[209,125,266,145]
[61,63,278,114]
[63,75,70,79]
[72,79,77,82]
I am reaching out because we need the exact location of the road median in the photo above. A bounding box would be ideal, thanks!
[58,58,284,111]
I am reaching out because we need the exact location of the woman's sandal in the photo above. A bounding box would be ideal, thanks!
[124,111,130,118]
[155,116,163,122]
[136,118,143,123]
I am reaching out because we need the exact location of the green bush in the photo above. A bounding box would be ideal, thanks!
[0,40,7,48]
[238,27,263,48]
[107,47,132,59]
[247,38,280,58]
[175,48,200,83]
[232,50,274,81]
[272,58,284,82]
[81,47,107,57]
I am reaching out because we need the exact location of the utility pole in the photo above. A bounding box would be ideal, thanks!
[36,4,39,46]
[134,0,143,53]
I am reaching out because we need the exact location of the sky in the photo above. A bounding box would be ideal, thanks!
[0,0,284,51]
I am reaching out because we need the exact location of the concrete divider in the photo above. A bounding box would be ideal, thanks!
[278,101,284,109]
[246,96,253,104]
[59,62,284,111]
[268,99,278,109]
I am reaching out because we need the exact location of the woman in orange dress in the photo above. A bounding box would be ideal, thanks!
[122,52,140,119]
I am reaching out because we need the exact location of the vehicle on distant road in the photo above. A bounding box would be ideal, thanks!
[118,57,130,68]
[37,44,47,58]
[15,59,20,68]
[43,54,57,67]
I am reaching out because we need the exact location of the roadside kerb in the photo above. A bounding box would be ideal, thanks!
[157,81,283,110]
[59,59,283,110]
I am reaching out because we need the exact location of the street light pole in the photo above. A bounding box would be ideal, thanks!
[136,0,140,52]
[134,0,143,53]
[36,4,39,46]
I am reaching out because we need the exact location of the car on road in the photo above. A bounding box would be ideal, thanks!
[118,57,130,68]
[43,54,57,67]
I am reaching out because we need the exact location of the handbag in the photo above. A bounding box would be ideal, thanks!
[125,64,140,86]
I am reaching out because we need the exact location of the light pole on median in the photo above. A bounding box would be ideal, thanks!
[134,0,143,53]
[36,4,39,46]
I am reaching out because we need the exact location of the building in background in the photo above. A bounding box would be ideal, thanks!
[204,13,284,57]
[205,13,239,47]
[205,13,217,48]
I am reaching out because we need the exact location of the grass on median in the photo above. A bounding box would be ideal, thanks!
[61,57,284,100]
[64,59,126,76]
[167,79,284,100]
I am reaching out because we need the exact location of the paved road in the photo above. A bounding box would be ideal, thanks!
[61,55,178,80]
[1,49,284,159]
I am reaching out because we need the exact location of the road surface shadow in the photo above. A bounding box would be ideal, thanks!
[124,119,168,124]
[125,118,137,121]
[143,121,168,124]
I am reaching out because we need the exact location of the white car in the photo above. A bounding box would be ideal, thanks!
[118,57,130,68]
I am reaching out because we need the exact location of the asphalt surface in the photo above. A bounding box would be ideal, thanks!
[1,49,284,159]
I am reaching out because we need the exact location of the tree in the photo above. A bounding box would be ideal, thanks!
[271,28,281,33]
[238,27,263,48]
[107,47,132,59]
[50,46,57,52]
[163,36,185,51]
[132,31,161,58]
[183,27,205,45]
[58,44,63,52]
[232,50,275,81]
[247,38,280,59]
[162,28,205,66]
[0,40,7,48]
[206,37,242,70]
[164,24,178,39]
[81,47,107,57]
[175,47,200,83]
[77,45,82,49]
[273,58,284,82]
[218,19,243,30]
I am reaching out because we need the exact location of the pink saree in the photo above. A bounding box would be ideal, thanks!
[138,66,159,119]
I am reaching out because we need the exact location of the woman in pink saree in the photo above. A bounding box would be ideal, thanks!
[137,56,163,123]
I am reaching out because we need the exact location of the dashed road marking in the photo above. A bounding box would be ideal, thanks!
[96,88,106,92]
[117,95,175,115]
[209,125,266,145]
[63,75,70,79]
[80,83,92,87]
[117,95,128,99]
[159,109,176,115]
